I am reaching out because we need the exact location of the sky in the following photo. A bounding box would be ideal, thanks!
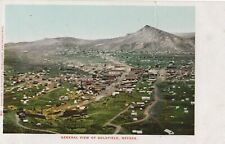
[5,5,195,43]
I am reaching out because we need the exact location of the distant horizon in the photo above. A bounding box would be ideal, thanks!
[5,5,195,43]
[5,25,195,44]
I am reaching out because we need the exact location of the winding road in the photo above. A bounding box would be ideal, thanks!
[103,68,166,134]
[124,86,160,126]
[123,69,167,126]
[103,106,130,134]
[15,114,59,134]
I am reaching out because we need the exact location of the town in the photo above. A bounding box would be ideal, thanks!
[4,52,194,135]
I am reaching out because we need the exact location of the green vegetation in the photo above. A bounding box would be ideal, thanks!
[120,79,194,135]
[3,52,194,135]
[113,52,194,68]
[20,90,146,134]
[3,111,46,133]
[155,80,194,134]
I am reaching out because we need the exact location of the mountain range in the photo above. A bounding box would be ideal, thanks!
[5,25,195,65]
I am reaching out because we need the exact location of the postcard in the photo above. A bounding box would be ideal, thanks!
[0,1,224,144]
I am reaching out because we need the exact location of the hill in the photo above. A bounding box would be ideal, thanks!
[5,25,195,66]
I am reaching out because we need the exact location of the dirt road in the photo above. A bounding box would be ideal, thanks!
[124,86,160,125]
[96,55,131,101]
[115,68,166,129]
[15,114,59,134]
[103,106,130,134]
[103,68,166,133]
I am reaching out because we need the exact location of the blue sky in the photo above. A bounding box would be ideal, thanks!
[5,5,195,42]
